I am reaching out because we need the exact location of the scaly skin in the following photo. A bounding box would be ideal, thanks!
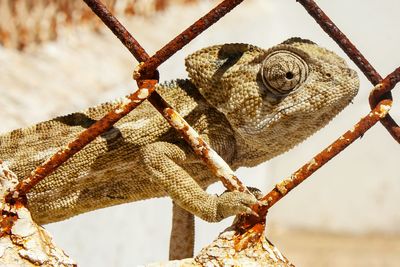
[0,38,359,258]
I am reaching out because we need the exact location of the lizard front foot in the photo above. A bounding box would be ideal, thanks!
[205,191,259,222]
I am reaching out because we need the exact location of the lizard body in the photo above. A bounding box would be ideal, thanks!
[0,38,359,227]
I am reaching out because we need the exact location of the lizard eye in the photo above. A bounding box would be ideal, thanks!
[261,50,309,96]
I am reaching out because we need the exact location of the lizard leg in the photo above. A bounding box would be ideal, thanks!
[140,141,258,222]
[169,201,194,260]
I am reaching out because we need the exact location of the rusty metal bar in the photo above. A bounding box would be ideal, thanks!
[261,100,391,211]
[81,0,252,194]
[1,0,257,205]
[5,0,253,202]
[138,0,245,78]
[370,67,400,102]
[163,107,252,194]
[236,64,400,228]
[9,80,157,198]
[235,93,394,247]
[369,67,400,142]
[84,0,245,80]
[296,0,381,84]
[237,66,400,226]
[296,0,400,144]
[238,98,392,229]
[9,0,396,220]
[82,0,150,62]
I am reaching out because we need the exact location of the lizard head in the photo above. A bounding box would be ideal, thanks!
[185,38,359,159]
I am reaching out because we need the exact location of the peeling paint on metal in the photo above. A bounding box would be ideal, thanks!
[164,107,250,193]
[138,88,150,99]
[34,148,60,162]
[378,104,391,117]
[306,158,318,171]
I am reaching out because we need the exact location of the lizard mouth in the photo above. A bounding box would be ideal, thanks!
[240,84,355,136]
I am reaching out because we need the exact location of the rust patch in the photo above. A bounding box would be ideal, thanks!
[234,223,265,251]
[297,0,399,142]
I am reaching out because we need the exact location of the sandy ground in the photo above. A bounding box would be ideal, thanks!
[0,0,399,266]
[268,228,400,267]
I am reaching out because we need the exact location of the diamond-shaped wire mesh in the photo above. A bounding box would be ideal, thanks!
[0,0,398,265]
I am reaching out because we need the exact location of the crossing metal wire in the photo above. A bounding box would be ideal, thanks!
[7,0,399,235]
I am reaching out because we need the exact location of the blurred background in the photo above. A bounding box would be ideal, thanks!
[0,0,399,266]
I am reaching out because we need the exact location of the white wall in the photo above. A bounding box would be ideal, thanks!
[0,0,399,266]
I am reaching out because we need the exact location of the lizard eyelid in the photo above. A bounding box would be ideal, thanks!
[261,50,309,97]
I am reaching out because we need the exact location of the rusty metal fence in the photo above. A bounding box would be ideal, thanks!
[5,0,400,254]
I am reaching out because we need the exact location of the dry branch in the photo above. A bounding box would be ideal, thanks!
[0,161,76,266]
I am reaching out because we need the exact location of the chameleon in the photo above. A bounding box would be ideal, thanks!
[0,38,359,258]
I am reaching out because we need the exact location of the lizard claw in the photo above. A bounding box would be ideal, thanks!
[214,191,259,221]
[247,187,269,207]
[247,186,264,200]
[246,208,260,218]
